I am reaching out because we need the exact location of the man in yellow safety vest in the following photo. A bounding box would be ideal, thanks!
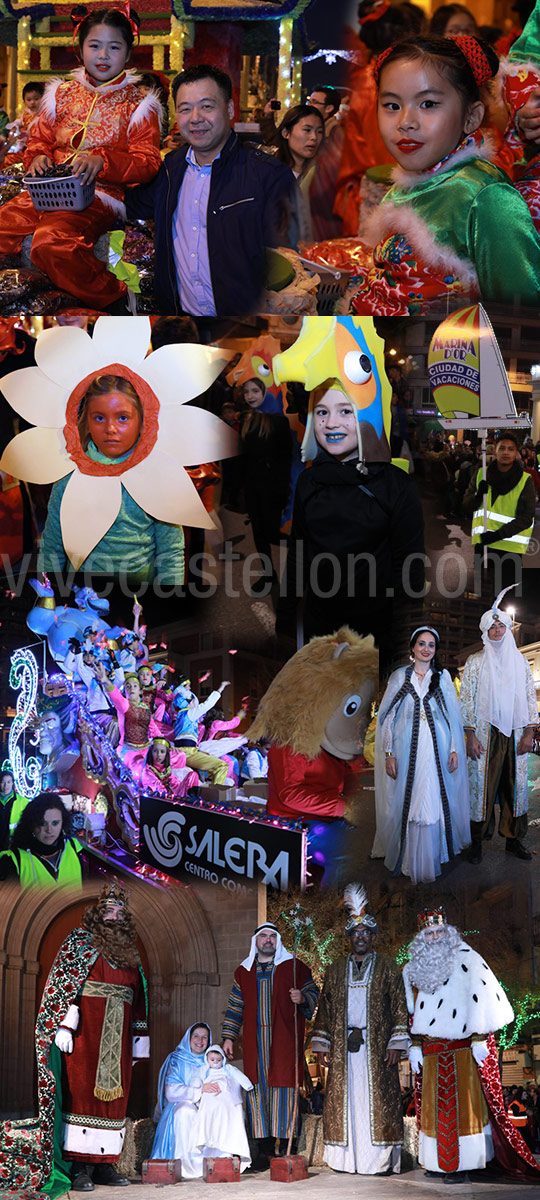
[463,432,536,584]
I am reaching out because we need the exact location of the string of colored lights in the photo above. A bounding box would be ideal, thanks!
[280,901,338,969]
[303,49,360,65]
[8,647,41,799]
[499,990,540,1050]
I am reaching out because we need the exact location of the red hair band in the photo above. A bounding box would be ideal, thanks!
[358,0,391,26]
[72,2,140,52]
[373,44,394,85]
[374,34,495,88]
[449,34,495,86]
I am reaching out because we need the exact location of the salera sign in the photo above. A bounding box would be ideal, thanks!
[139,795,306,891]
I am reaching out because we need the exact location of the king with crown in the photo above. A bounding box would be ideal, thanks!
[404,906,540,1183]
[36,881,149,1192]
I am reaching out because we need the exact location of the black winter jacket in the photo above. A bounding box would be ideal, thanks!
[126,131,296,316]
[276,453,426,641]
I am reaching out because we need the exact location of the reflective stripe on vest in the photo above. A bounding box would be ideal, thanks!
[14,838,83,889]
[471,470,533,554]
[8,793,29,835]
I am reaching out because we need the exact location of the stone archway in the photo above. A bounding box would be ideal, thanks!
[0,879,220,1117]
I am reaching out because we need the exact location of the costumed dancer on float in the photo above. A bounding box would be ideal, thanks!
[241,739,270,782]
[140,737,199,797]
[0,318,235,582]
[460,586,537,863]
[151,1023,212,1178]
[404,906,540,1182]
[372,626,471,883]
[312,884,409,1175]
[93,663,162,776]
[221,923,319,1170]
[0,5,162,311]
[64,636,123,746]
[37,882,149,1193]
[146,670,174,728]
[191,1045,253,1172]
[345,35,540,313]
[172,678,233,786]
[196,696,249,785]
[137,662,159,710]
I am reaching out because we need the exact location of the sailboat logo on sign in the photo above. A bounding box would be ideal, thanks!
[428,304,529,430]
[429,334,480,401]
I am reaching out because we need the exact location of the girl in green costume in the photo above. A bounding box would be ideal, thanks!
[348,34,540,314]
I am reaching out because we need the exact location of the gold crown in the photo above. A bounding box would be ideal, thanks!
[99,880,129,907]
[417,906,447,930]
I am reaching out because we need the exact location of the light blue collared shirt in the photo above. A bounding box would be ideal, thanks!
[172,145,217,316]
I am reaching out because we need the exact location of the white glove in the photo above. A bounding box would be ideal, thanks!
[61,1004,80,1031]
[133,1035,150,1060]
[472,1040,489,1065]
[409,1046,423,1074]
[55,1027,74,1054]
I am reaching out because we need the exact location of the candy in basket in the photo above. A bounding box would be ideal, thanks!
[24,163,95,212]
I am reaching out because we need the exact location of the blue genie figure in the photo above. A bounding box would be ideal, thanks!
[26,578,114,667]
[273,316,394,468]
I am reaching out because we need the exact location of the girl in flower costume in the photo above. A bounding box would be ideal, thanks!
[40,371,186,582]
[348,35,540,315]
[0,317,236,585]
[0,5,162,311]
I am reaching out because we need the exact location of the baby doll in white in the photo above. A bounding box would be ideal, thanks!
[192,1045,253,1171]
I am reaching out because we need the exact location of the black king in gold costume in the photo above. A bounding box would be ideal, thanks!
[311,883,409,1174]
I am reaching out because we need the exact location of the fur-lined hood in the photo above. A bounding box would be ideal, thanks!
[247,627,378,760]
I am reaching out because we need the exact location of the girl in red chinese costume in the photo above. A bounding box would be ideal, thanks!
[0,5,161,311]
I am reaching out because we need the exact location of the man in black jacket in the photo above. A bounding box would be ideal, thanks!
[126,64,296,317]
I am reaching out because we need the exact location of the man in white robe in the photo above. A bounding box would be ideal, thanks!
[460,586,537,863]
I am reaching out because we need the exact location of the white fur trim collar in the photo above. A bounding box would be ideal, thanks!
[390,133,496,189]
[70,66,142,94]
[41,77,64,123]
[128,88,163,132]
[95,189,126,219]
[403,944,514,1037]
[362,202,479,290]
[502,54,540,75]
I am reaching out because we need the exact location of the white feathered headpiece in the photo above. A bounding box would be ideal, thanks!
[343,883,377,933]
[480,583,517,633]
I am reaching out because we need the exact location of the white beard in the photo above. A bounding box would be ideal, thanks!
[406,926,463,993]
[403,937,515,1038]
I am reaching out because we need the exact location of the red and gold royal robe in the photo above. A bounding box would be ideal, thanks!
[61,953,148,1163]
